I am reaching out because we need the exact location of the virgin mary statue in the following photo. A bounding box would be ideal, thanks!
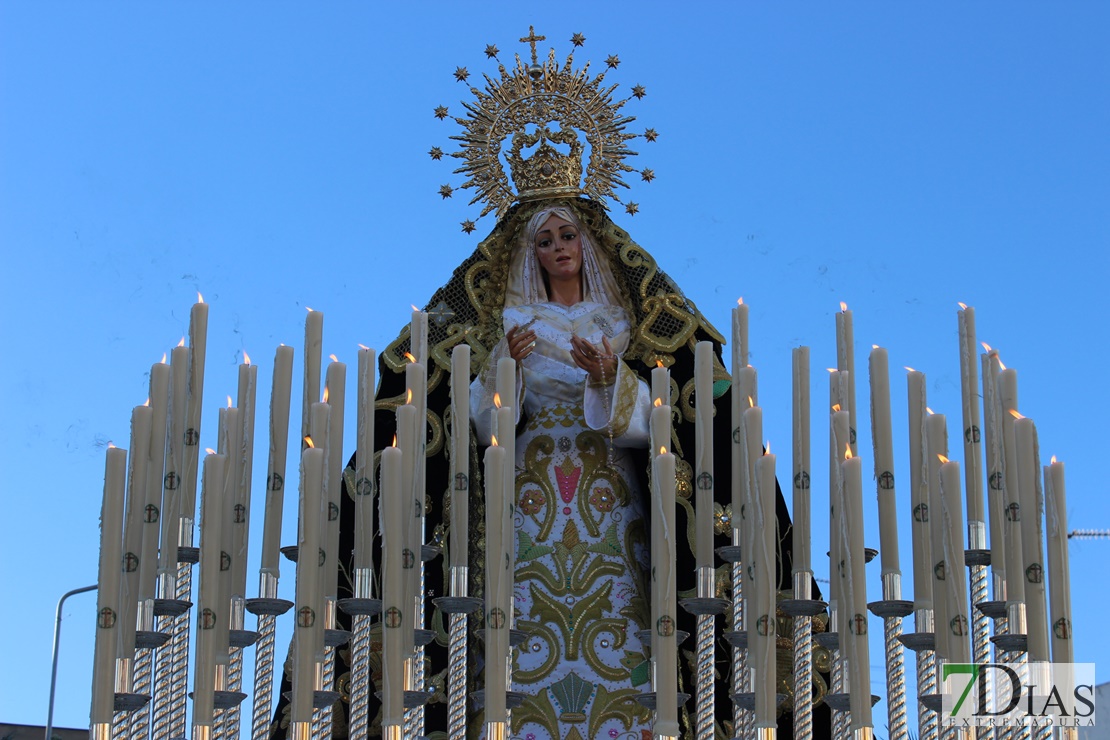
[270,28,829,740]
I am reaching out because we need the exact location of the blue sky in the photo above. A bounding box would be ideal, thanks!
[2,2,1107,733]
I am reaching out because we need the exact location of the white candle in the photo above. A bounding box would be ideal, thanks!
[939,457,972,664]
[792,348,811,575]
[926,412,949,658]
[138,360,171,607]
[355,347,377,571]
[119,404,153,663]
[651,403,672,463]
[997,368,1026,604]
[957,306,985,526]
[651,450,679,736]
[193,452,226,728]
[323,359,346,602]
[906,368,932,614]
[733,298,750,368]
[496,355,516,412]
[396,402,419,658]
[182,298,209,526]
[1016,417,1049,662]
[981,351,1007,593]
[306,402,329,659]
[651,362,670,406]
[449,344,470,571]
[840,451,873,730]
[735,365,758,408]
[754,449,777,728]
[380,446,406,729]
[302,310,323,451]
[484,443,509,724]
[830,402,851,609]
[158,344,190,578]
[216,406,240,664]
[496,404,516,626]
[292,446,324,723]
[233,359,258,599]
[1044,459,1073,663]
[835,303,857,456]
[411,309,428,365]
[90,445,127,725]
[694,341,715,572]
[261,345,294,578]
[742,405,764,590]
[868,347,900,578]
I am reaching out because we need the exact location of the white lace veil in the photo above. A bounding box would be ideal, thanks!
[504,205,624,309]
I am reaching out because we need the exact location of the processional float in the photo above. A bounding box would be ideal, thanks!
[88,26,1079,740]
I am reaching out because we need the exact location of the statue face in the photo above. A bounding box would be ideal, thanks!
[533,214,582,282]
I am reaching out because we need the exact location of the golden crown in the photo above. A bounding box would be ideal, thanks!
[432,27,657,233]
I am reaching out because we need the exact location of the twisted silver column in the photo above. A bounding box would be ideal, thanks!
[732,561,744,738]
[348,613,372,740]
[171,563,195,739]
[313,645,336,740]
[250,614,278,740]
[132,646,155,740]
[831,649,848,740]
[792,608,813,740]
[226,648,244,740]
[152,611,177,740]
[918,650,938,740]
[696,613,715,740]
[969,565,991,740]
[884,616,909,740]
[447,612,467,740]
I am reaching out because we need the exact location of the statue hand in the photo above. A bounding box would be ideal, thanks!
[507,325,537,363]
[571,334,617,385]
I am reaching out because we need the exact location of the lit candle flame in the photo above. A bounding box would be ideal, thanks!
[323,387,330,403]
[832,403,841,412]
[656,360,664,368]
[747,396,754,408]
[653,398,662,407]
[659,446,667,455]
[926,407,934,415]
[304,436,315,448]
[958,302,968,310]
[827,367,837,373]
[764,440,771,455]
[406,389,413,404]
[107,442,116,449]
[358,343,369,350]
[243,350,251,365]
[144,398,150,407]
[1051,455,1057,464]
[329,354,338,363]
[872,344,879,350]
[404,352,416,363]
[411,304,419,311]
[305,306,314,313]
[844,444,853,460]
[905,366,916,373]
[493,392,502,409]
[491,434,499,447]
[197,292,205,304]
[1009,409,1024,420]
[998,359,1007,370]
[391,435,397,447]
[737,297,744,306]
[981,342,992,353]
[226,395,233,408]
[938,454,949,464]
[178,337,186,347]
[206,447,216,455]
[839,301,848,312]
[160,353,167,364]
